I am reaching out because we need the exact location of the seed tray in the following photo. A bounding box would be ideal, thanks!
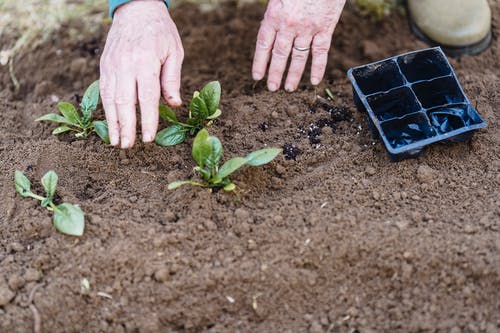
[347,47,486,161]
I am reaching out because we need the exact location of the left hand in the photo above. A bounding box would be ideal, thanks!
[252,0,346,92]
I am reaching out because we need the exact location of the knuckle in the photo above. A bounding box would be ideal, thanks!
[292,51,308,61]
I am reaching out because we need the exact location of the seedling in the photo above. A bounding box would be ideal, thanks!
[155,81,222,146]
[168,129,282,191]
[36,80,109,143]
[14,170,85,236]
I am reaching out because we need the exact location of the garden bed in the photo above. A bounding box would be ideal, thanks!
[0,2,499,332]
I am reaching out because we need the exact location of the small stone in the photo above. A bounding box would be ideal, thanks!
[154,267,169,282]
[372,190,380,201]
[271,111,279,119]
[70,57,88,76]
[24,268,42,282]
[203,219,217,231]
[275,164,286,176]
[495,173,500,185]
[395,219,410,230]
[416,165,435,184]
[0,281,15,306]
[410,210,424,223]
[7,242,24,253]
[129,196,137,203]
[234,208,251,221]
[247,239,257,251]
[8,275,25,291]
[309,321,324,333]
[450,327,461,333]
[33,81,51,98]
[463,224,476,234]
[163,210,177,223]
[365,166,376,176]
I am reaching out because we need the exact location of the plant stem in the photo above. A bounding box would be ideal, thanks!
[27,192,47,202]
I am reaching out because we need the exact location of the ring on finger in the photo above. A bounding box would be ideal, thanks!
[293,46,310,52]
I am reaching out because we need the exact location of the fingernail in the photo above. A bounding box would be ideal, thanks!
[143,133,154,143]
[311,77,321,85]
[121,137,130,149]
[110,135,119,146]
[285,84,294,92]
[167,95,181,105]
[268,82,278,92]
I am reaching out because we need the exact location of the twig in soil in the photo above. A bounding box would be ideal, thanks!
[21,283,44,333]
[8,58,20,93]
[97,291,113,299]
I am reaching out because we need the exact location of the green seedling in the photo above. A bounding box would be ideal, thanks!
[168,129,282,191]
[155,81,222,146]
[356,0,404,19]
[14,170,85,236]
[36,80,109,143]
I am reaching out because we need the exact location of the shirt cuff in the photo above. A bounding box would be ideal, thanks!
[109,0,170,17]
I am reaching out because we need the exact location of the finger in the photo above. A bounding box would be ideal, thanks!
[252,22,276,81]
[160,47,183,107]
[310,33,332,85]
[267,31,294,92]
[284,35,312,92]
[115,71,137,148]
[99,71,120,146]
[137,63,161,143]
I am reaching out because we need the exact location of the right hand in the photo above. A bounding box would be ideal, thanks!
[99,0,184,148]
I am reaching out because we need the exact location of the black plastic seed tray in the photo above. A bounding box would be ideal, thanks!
[347,47,486,161]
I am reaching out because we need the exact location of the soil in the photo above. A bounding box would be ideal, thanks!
[1,1,499,332]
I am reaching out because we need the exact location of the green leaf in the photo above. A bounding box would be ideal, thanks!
[53,203,85,236]
[52,126,72,135]
[223,183,236,191]
[58,102,81,125]
[200,81,221,116]
[216,157,246,180]
[80,80,100,118]
[155,125,186,146]
[194,166,211,181]
[41,170,58,200]
[93,120,110,144]
[36,113,75,126]
[192,129,211,167]
[206,108,222,120]
[244,148,282,166]
[204,135,223,170]
[14,170,31,197]
[190,96,209,119]
[159,105,178,123]
[167,180,205,190]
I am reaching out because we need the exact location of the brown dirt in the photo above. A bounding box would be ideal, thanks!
[1,2,499,332]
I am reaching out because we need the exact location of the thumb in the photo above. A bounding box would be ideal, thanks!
[161,50,183,107]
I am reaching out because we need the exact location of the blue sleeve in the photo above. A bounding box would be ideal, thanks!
[108,0,170,17]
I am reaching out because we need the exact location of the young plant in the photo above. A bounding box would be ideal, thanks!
[168,129,282,191]
[14,170,85,236]
[155,81,222,146]
[36,80,109,143]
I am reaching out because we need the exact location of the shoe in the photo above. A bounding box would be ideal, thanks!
[408,0,492,56]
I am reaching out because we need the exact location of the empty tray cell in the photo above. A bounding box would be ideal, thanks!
[367,86,421,121]
[412,76,465,108]
[427,104,482,134]
[397,49,451,82]
[352,60,404,95]
[381,113,435,149]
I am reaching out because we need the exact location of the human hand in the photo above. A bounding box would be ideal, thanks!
[100,0,184,148]
[252,0,346,92]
